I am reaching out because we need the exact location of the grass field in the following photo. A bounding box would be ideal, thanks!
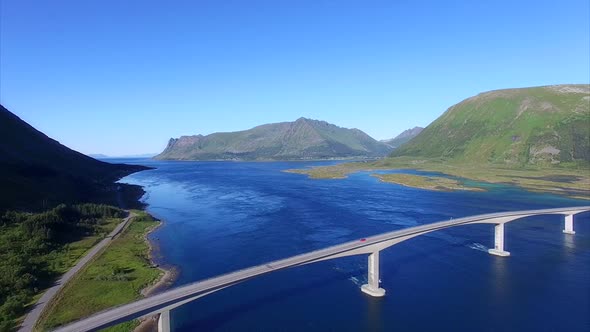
[285,157,590,199]
[41,218,122,276]
[371,173,484,191]
[3,216,122,331]
[37,211,161,331]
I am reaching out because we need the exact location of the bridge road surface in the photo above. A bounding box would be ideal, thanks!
[53,206,590,332]
[18,212,136,332]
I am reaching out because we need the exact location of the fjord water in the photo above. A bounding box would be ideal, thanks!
[116,160,590,332]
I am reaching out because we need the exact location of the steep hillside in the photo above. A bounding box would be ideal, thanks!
[392,85,590,166]
[0,105,149,211]
[382,127,424,148]
[155,117,391,160]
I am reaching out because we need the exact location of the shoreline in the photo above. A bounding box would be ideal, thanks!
[371,173,486,192]
[18,214,136,332]
[134,216,179,332]
[152,156,382,163]
[30,210,167,331]
[284,159,590,200]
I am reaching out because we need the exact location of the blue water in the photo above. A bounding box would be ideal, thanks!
[115,159,590,332]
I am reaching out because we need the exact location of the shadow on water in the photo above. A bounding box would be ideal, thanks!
[365,295,385,332]
[382,235,491,277]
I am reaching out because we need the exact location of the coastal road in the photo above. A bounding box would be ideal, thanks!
[54,206,590,332]
[18,212,136,332]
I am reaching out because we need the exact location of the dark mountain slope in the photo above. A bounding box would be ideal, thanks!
[0,105,149,211]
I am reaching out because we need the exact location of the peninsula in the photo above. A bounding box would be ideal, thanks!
[286,85,590,198]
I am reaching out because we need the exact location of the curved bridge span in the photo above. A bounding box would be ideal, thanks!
[54,206,590,332]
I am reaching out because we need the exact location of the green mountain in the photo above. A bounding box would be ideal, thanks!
[0,105,149,211]
[155,117,392,160]
[382,126,424,148]
[392,85,590,166]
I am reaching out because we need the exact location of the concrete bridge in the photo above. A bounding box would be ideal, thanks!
[53,206,589,332]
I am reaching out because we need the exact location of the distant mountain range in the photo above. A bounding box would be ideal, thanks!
[88,153,158,159]
[87,154,111,159]
[392,84,590,165]
[381,127,424,148]
[5,83,586,211]
[155,117,392,160]
[0,105,149,211]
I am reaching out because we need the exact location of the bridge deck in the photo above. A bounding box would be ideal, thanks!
[53,206,589,332]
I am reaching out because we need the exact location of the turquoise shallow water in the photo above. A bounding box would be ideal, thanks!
[115,159,590,332]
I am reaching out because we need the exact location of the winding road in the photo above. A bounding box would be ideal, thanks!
[18,212,135,332]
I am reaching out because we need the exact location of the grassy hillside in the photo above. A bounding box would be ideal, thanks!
[393,85,590,166]
[155,117,391,160]
[0,105,150,211]
[286,85,590,199]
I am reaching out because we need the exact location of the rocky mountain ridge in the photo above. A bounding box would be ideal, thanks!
[156,117,391,160]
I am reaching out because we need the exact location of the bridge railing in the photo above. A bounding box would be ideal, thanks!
[52,206,590,332]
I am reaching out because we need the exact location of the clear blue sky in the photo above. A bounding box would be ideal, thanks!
[1,1,589,156]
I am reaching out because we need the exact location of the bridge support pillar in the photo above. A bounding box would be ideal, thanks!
[158,310,171,332]
[488,223,510,257]
[361,251,386,297]
[563,214,575,234]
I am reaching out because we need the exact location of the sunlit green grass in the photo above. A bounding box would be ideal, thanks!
[371,173,484,191]
[6,218,121,330]
[41,218,121,275]
[37,212,161,331]
[285,157,590,199]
